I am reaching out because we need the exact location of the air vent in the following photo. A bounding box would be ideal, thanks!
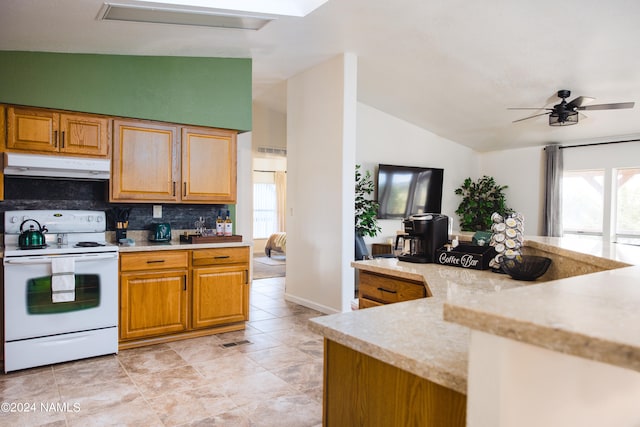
[257,146,287,156]
[99,3,274,30]
[220,339,251,348]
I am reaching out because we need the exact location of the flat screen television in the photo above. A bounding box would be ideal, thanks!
[376,164,444,219]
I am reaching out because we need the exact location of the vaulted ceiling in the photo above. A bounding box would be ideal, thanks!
[2,0,640,152]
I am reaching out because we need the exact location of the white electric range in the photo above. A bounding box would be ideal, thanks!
[3,210,119,372]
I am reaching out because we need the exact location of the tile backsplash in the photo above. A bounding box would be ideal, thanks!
[0,177,229,233]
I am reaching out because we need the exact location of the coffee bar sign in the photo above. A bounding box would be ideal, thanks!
[435,245,496,270]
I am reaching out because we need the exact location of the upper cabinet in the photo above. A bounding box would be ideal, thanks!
[111,119,237,204]
[181,127,237,203]
[6,106,111,157]
[111,119,179,202]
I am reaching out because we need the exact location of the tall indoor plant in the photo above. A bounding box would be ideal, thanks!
[455,175,512,231]
[355,165,380,258]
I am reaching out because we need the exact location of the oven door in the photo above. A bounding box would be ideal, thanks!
[4,252,118,341]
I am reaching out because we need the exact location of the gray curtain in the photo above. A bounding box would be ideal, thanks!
[542,144,563,236]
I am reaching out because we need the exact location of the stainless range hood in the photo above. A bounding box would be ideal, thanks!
[4,153,110,180]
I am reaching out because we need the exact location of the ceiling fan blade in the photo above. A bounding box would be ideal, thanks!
[512,112,551,123]
[567,96,595,109]
[577,102,635,111]
[507,107,550,110]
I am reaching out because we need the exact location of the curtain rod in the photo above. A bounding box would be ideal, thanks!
[545,138,640,150]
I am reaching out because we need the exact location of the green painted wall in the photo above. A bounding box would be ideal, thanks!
[0,51,252,131]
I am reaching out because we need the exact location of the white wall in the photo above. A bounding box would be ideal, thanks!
[479,146,545,235]
[236,131,253,245]
[467,331,640,427]
[356,103,479,247]
[285,54,358,313]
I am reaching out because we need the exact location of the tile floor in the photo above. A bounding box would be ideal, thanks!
[0,277,326,426]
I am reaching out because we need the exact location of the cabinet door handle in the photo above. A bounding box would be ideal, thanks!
[377,287,397,294]
[214,256,230,259]
[61,131,65,148]
[183,182,187,195]
[147,259,165,264]
[172,182,176,197]
[53,130,58,148]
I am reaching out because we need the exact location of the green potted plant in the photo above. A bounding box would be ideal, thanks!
[455,175,512,231]
[355,165,381,259]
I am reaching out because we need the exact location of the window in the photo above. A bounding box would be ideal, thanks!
[616,168,640,245]
[562,169,604,236]
[253,181,277,239]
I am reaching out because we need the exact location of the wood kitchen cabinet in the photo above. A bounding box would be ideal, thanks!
[111,119,179,202]
[0,104,5,201]
[324,340,466,426]
[111,119,237,204]
[6,106,110,157]
[181,126,237,203]
[358,270,429,308]
[119,251,189,341]
[191,247,250,329]
[119,246,250,349]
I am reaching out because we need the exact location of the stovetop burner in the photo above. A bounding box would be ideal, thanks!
[75,242,105,247]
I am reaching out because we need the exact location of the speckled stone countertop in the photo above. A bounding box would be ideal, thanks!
[109,230,251,253]
[309,258,529,394]
[308,236,640,395]
[444,237,640,374]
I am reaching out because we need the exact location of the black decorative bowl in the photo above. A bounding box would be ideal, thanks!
[500,255,552,281]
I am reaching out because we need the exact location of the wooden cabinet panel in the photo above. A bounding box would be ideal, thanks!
[119,270,188,340]
[60,113,110,156]
[192,247,249,267]
[192,265,248,329]
[119,247,249,345]
[324,339,466,427]
[121,251,188,272]
[359,298,384,309]
[358,271,426,306]
[0,105,5,201]
[6,107,111,157]
[111,119,179,202]
[181,127,237,203]
[111,121,236,204]
[7,107,59,153]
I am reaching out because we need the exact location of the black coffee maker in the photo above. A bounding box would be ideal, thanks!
[397,214,449,263]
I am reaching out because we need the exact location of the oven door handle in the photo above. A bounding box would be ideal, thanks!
[4,253,118,265]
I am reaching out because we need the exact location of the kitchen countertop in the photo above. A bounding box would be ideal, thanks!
[110,230,252,253]
[308,236,640,395]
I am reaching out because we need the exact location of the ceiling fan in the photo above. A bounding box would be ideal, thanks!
[509,89,635,126]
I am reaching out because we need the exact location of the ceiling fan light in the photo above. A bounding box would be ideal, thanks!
[549,111,578,126]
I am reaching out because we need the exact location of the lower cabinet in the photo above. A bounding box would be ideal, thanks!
[192,266,248,328]
[119,250,189,341]
[119,246,250,348]
[358,270,428,308]
[324,340,466,426]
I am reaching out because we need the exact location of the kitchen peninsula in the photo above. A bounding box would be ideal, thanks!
[309,236,640,426]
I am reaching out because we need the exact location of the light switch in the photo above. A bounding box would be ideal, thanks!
[153,205,162,218]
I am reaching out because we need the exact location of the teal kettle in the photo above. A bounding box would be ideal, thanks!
[19,219,48,249]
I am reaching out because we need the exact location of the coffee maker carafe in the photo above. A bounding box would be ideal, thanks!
[398,214,449,263]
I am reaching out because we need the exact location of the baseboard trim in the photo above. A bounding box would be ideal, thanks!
[284,293,340,315]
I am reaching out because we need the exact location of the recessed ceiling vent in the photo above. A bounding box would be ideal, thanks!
[99,2,275,30]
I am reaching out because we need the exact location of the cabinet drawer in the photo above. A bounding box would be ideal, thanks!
[358,271,426,305]
[192,247,249,266]
[121,251,188,272]
[359,298,384,309]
